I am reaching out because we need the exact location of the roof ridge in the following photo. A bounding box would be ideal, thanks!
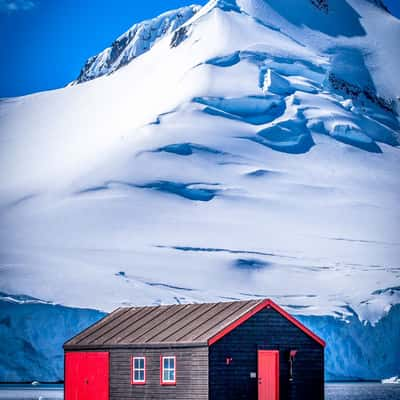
[64,298,325,348]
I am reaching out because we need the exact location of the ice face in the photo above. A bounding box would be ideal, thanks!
[0,295,104,382]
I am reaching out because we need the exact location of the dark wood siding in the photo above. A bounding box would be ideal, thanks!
[209,307,324,400]
[109,345,209,400]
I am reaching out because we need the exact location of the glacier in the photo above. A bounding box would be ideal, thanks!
[0,0,399,382]
[0,294,104,382]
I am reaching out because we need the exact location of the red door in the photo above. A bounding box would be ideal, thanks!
[65,352,109,400]
[258,350,279,400]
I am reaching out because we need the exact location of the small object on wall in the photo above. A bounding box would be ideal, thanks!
[289,349,298,381]
[250,372,257,379]
[226,357,233,365]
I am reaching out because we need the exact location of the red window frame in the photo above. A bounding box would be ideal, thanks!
[160,355,176,386]
[131,356,146,385]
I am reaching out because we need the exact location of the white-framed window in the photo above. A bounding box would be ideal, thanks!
[161,356,176,385]
[131,356,146,384]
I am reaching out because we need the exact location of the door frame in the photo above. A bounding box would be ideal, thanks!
[257,350,280,400]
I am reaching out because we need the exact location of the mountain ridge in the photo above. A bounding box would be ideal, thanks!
[73,4,201,84]
[72,0,400,110]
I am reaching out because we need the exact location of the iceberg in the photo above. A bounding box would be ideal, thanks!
[382,376,400,384]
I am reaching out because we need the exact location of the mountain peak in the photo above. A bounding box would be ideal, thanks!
[73,4,201,84]
[209,0,240,11]
[73,0,395,86]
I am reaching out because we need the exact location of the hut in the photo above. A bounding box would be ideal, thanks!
[64,298,325,400]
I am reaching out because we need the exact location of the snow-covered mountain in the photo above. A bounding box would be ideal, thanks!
[73,5,201,84]
[0,0,399,382]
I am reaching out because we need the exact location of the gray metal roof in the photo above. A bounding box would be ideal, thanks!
[64,299,264,348]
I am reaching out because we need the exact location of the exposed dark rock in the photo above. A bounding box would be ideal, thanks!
[310,0,329,13]
[170,26,190,48]
[328,72,396,114]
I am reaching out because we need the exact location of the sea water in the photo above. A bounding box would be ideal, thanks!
[0,383,399,399]
[326,382,400,399]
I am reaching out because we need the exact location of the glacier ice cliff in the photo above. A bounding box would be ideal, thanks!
[0,295,104,382]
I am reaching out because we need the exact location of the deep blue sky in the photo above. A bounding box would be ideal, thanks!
[0,0,398,98]
[0,0,207,97]
[385,0,400,18]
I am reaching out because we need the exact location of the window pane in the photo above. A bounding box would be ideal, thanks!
[134,369,145,382]
[170,358,175,369]
[135,357,145,369]
[163,369,169,381]
[134,358,144,369]
[169,370,175,381]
